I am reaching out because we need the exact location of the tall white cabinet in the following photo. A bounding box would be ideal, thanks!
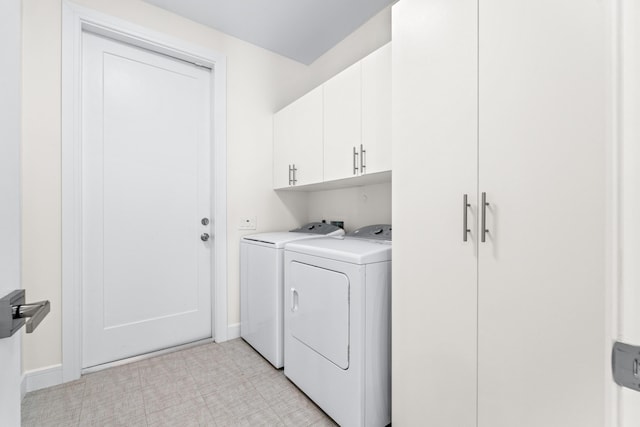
[392,0,608,426]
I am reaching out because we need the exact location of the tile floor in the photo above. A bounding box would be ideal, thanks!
[21,339,337,426]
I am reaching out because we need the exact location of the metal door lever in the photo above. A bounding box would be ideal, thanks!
[0,290,50,338]
[13,301,50,333]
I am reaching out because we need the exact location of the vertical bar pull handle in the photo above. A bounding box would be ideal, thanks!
[463,194,471,242]
[288,165,292,186]
[290,288,298,312]
[353,147,359,175]
[360,144,366,174]
[481,192,489,243]
[292,164,297,185]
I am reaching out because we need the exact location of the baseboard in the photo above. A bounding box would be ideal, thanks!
[23,364,63,394]
[227,322,240,340]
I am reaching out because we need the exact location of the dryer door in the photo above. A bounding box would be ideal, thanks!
[289,261,350,369]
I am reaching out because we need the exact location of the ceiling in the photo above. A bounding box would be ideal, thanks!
[143,0,395,65]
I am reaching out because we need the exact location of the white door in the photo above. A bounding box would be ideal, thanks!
[361,43,391,175]
[0,0,22,424]
[620,0,640,424]
[477,1,607,426]
[323,62,361,182]
[273,87,324,188]
[81,32,212,368]
[391,0,479,425]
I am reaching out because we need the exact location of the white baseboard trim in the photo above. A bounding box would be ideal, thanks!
[226,323,240,340]
[23,364,63,394]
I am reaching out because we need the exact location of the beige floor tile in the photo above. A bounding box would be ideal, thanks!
[146,398,215,427]
[214,407,284,427]
[142,374,203,415]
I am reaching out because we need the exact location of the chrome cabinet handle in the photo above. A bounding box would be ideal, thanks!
[463,194,471,242]
[201,233,210,242]
[481,192,489,243]
[291,164,297,185]
[353,147,359,175]
[288,165,292,186]
[360,144,366,174]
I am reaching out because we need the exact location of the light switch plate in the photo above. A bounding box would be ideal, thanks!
[239,216,257,230]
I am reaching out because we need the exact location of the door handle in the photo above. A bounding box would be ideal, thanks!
[201,233,210,242]
[0,290,51,338]
[360,144,366,174]
[290,288,299,312]
[481,192,490,243]
[288,165,292,186]
[463,194,471,242]
[353,147,359,175]
[291,164,297,185]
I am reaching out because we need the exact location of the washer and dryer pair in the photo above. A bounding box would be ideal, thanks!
[284,225,392,427]
[240,223,392,427]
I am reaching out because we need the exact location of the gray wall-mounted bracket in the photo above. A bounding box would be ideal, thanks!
[613,341,640,392]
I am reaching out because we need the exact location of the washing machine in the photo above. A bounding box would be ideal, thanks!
[284,225,392,427]
[240,222,344,368]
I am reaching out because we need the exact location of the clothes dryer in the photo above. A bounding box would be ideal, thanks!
[240,222,343,368]
[284,225,392,427]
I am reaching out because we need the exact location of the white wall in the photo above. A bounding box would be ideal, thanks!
[21,0,391,372]
[306,183,392,232]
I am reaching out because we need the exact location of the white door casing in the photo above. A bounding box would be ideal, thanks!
[81,32,212,368]
[62,2,227,381]
[0,0,23,424]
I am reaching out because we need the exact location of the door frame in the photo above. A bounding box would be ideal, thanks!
[61,1,228,382]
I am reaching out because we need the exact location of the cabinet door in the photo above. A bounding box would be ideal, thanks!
[477,1,607,426]
[362,43,391,175]
[273,87,323,188]
[323,62,362,182]
[391,0,478,425]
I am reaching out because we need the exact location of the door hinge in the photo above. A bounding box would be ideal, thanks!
[612,341,640,392]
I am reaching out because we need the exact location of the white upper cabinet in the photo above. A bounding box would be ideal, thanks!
[273,87,324,189]
[323,61,362,182]
[361,43,391,175]
[274,44,391,190]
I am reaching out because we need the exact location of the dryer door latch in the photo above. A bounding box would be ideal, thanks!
[613,341,640,392]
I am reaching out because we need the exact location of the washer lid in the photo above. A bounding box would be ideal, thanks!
[241,232,317,248]
[285,236,391,264]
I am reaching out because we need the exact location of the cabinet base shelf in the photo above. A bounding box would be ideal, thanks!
[274,170,391,192]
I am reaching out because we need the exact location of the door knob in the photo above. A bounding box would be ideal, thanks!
[201,233,210,242]
[201,218,209,226]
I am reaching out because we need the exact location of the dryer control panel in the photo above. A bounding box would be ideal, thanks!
[290,222,344,235]
[347,224,392,241]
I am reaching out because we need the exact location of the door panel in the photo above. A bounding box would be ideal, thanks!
[273,87,323,188]
[82,32,211,368]
[391,0,478,424]
[323,62,361,182]
[0,0,22,424]
[361,43,391,175]
[289,262,350,369]
[478,1,607,426]
[620,0,640,424]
